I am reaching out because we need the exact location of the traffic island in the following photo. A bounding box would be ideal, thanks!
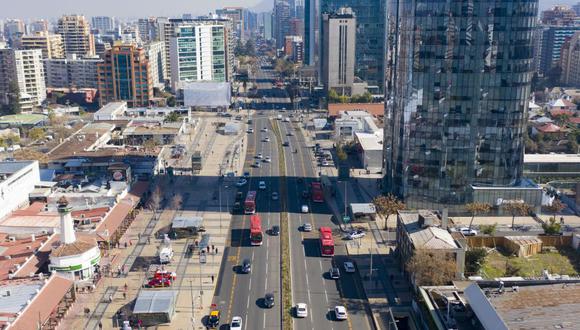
[271,119,293,330]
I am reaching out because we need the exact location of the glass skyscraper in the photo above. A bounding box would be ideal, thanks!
[383,0,539,211]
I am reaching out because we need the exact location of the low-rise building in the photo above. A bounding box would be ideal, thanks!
[0,161,40,220]
[93,101,127,121]
[334,110,379,141]
[524,153,580,179]
[396,210,466,283]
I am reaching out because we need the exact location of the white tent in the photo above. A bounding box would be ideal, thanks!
[133,290,178,325]
[183,82,231,108]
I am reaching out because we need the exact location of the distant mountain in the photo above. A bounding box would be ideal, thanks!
[251,0,274,13]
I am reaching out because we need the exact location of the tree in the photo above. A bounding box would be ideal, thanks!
[406,250,457,286]
[542,217,562,235]
[545,199,565,219]
[165,112,180,122]
[244,39,256,57]
[336,144,348,162]
[503,202,532,229]
[166,95,176,107]
[171,193,183,210]
[149,185,162,213]
[0,134,20,147]
[351,92,373,103]
[4,81,21,115]
[28,127,45,141]
[372,194,406,230]
[524,135,538,153]
[465,248,487,275]
[465,202,491,231]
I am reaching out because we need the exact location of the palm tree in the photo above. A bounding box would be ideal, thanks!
[465,202,492,231]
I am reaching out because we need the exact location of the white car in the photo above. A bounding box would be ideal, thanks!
[256,153,263,159]
[301,205,309,213]
[247,128,254,133]
[259,181,267,190]
[261,127,268,132]
[302,223,312,232]
[295,303,308,318]
[271,192,279,200]
[343,261,356,273]
[230,316,242,330]
[235,179,248,187]
[263,137,271,142]
[264,156,271,163]
[346,230,366,240]
[459,227,478,236]
[334,306,348,320]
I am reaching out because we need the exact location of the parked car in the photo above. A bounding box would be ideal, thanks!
[346,230,366,240]
[343,261,356,273]
[459,227,478,236]
[147,277,172,288]
[153,270,177,281]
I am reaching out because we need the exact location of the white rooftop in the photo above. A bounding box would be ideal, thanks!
[355,132,383,151]
[524,153,580,164]
[0,282,43,314]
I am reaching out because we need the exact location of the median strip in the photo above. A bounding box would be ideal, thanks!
[271,119,293,330]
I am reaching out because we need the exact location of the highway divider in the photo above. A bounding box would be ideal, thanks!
[271,119,293,330]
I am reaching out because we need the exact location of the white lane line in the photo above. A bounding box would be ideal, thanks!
[246,296,250,309]
[263,315,266,329]
[249,277,252,291]
[244,313,248,330]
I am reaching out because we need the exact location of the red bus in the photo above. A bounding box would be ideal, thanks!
[319,227,334,257]
[250,215,263,246]
[311,182,324,203]
[244,191,257,214]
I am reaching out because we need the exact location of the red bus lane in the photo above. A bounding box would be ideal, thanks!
[244,190,257,214]
[250,214,263,246]
[311,182,324,203]
[319,226,334,257]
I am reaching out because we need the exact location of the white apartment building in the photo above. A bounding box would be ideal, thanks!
[20,32,64,59]
[57,15,95,57]
[145,40,167,89]
[0,161,40,220]
[44,54,103,89]
[0,48,46,109]
[169,23,227,91]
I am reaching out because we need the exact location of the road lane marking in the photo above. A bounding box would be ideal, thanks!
[249,277,252,291]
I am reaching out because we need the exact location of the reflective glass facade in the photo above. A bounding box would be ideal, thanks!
[384,0,538,211]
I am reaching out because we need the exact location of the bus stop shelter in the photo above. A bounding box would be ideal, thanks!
[171,215,204,238]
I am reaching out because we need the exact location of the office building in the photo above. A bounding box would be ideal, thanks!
[91,16,115,34]
[57,15,95,57]
[574,2,580,16]
[284,35,304,63]
[258,12,273,40]
[145,40,167,88]
[275,1,292,49]
[169,23,228,91]
[539,25,580,74]
[321,8,356,94]
[304,0,320,66]
[289,18,304,37]
[3,19,25,47]
[383,0,539,211]
[216,7,244,41]
[159,18,234,84]
[138,17,160,42]
[97,44,152,107]
[541,5,578,26]
[560,32,580,86]
[20,31,64,59]
[0,48,46,110]
[44,54,102,89]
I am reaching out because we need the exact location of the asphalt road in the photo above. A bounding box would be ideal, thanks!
[211,114,282,330]
[278,119,373,330]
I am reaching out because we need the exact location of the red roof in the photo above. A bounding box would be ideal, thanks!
[9,274,74,330]
[13,234,59,278]
[550,109,575,117]
[328,103,385,117]
[569,117,580,124]
[536,123,562,133]
[95,181,148,235]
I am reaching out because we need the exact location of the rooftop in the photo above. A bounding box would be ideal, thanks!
[0,161,37,184]
[488,283,580,329]
[525,153,580,163]
[355,132,383,151]
[0,114,47,126]
[399,211,459,250]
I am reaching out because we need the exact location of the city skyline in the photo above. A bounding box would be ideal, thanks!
[0,0,573,19]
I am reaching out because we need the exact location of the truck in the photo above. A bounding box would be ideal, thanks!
[159,247,174,264]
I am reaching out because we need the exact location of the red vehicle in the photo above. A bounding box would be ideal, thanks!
[311,182,324,203]
[153,270,177,281]
[250,214,263,246]
[147,277,172,288]
[244,191,257,214]
[319,227,334,257]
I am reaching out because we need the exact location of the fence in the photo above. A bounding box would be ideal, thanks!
[466,235,572,250]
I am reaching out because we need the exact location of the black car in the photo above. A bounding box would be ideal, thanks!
[264,293,275,308]
[283,141,290,146]
[271,225,280,236]
[330,267,341,279]
[241,258,251,274]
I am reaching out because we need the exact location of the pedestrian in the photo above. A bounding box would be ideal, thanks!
[108,294,113,303]
[124,283,128,291]
[212,244,215,251]
[215,247,219,254]
[147,237,151,244]
[123,292,127,300]
[138,233,141,240]
[124,241,128,248]
[211,275,214,283]
[122,265,126,274]
[206,246,210,253]
[98,321,102,330]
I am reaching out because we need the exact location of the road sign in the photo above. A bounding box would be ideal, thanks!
[342,216,351,223]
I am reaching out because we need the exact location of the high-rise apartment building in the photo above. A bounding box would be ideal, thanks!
[97,44,152,107]
[383,0,539,211]
[29,20,49,34]
[20,32,64,59]
[541,5,578,26]
[91,16,115,34]
[45,54,103,89]
[574,2,580,16]
[289,18,304,37]
[539,25,580,75]
[284,36,304,63]
[169,24,228,91]
[304,0,320,66]
[0,48,46,110]
[57,15,95,57]
[258,12,273,40]
[560,32,580,86]
[216,7,245,41]
[275,1,292,49]
[321,8,355,94]
[145,41,167,88]
[138,18,160,42]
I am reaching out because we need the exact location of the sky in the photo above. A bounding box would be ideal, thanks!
[0,0,576,19]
